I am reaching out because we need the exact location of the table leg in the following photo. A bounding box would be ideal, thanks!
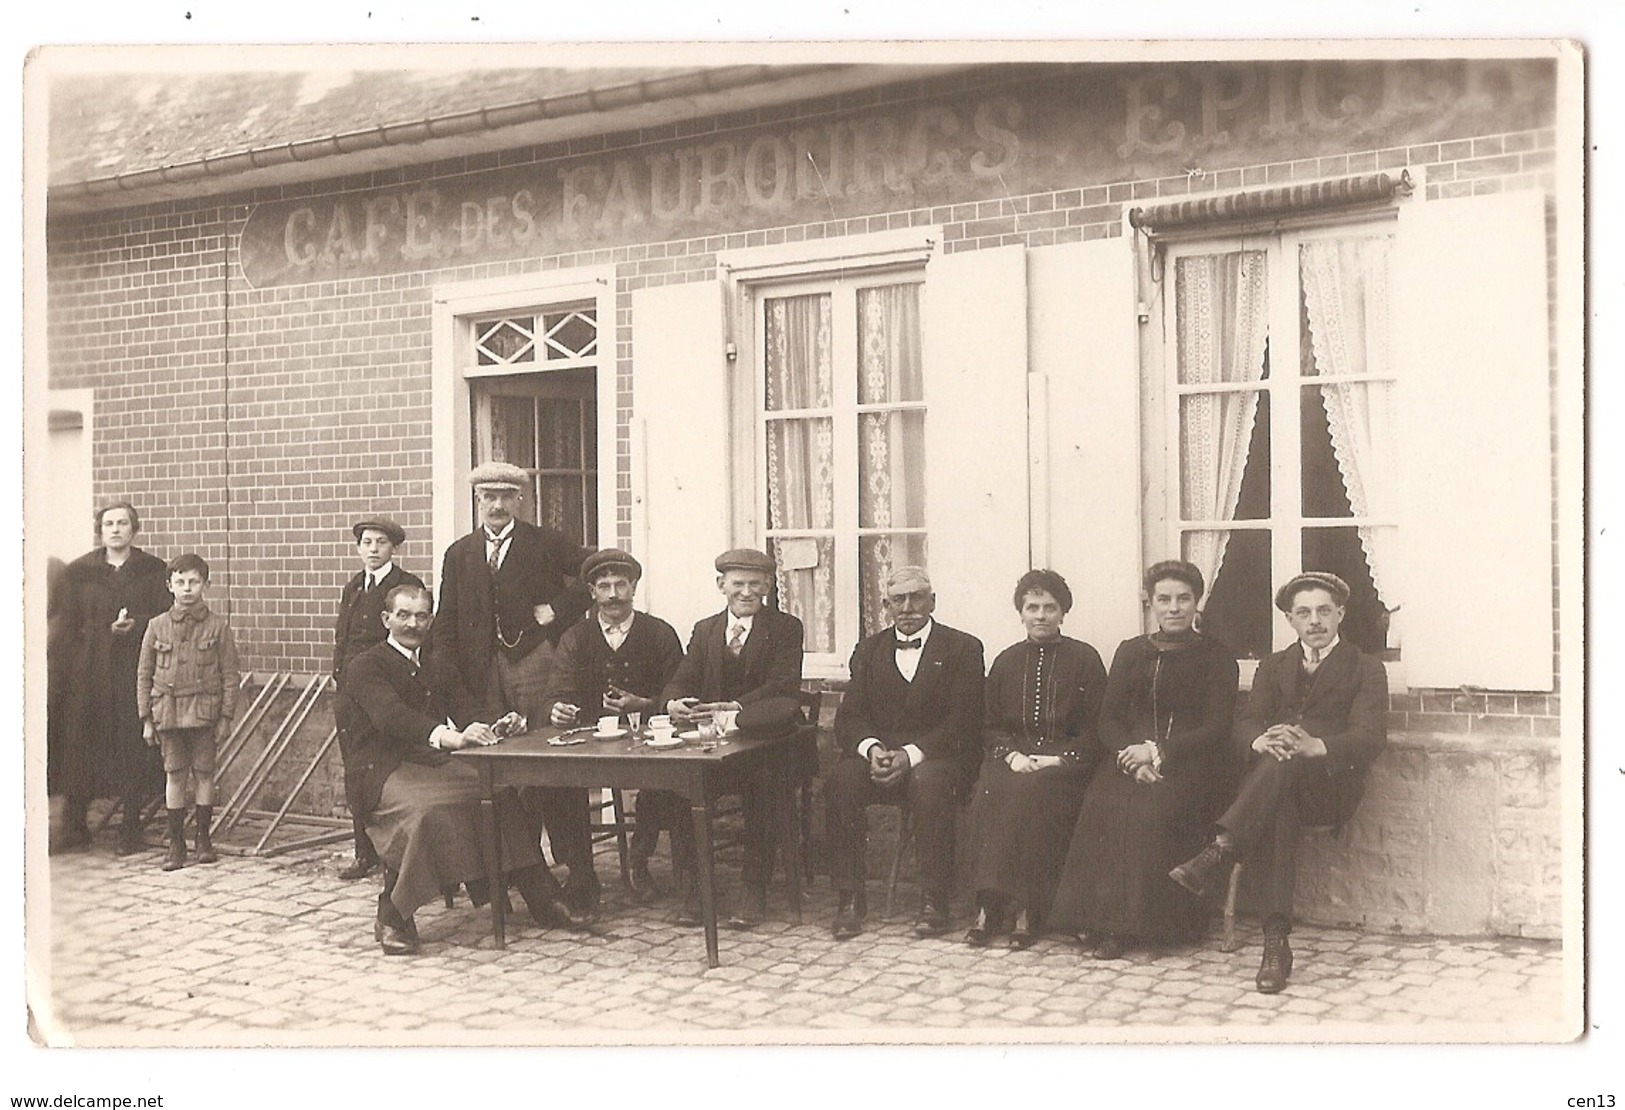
[691,800,719,969]
[779,766,803,926]
[478,766,506,950]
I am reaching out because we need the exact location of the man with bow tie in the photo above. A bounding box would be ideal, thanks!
[430,461,598,916]
[331,515,424,880]
[1169,571,1387,994]
[661,547,804,928]
[338,584,590,955]
[825,566,986,940]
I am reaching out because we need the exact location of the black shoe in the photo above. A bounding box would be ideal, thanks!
[564,871,602,918]
[915,892,950,937]
[727,882,767,930]
[378,921,420,956]
[1092,933,1126,960]
[339,857,378,881]
[1008,907,1036,950]
[832,890,867,940]
[1170,839,1234,899]
[627,862,665,905]
[674,878,703,928]
[516,866,595,932]
[1256,918,1293,993]
[193,806,218,865]
[965,906,994,947]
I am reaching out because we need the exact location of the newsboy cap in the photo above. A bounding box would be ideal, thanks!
[581,548,643,583]
[735,696,803,739]
[351,516,406,546]
[468,460,529,490]
[1274,571,1351,613]
[715,547,776,574]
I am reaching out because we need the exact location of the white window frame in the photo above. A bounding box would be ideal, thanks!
[720,228,940,678]
[430,266,616,565]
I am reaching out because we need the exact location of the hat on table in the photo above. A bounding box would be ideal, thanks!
[714,547,776,574]
[351,516,406,546]
[468,461,530,490]
[734,696,803,740]
[1274,571,1351,612]
[582,548,643,583]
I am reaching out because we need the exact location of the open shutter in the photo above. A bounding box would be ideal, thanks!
[632,281,731,643]
[1395,190,1553,691]
[923,244,1029,658]
[1028,236,1144,655]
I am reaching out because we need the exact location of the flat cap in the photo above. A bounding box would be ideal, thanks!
[1275,571,1351,612]
[581,548,643,583]
[735,696,803,739]
[715,547,776,574]
[352,516,406,546]
[468,460,529,490]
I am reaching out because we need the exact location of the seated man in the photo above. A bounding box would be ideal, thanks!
[825,566,985,940]
[662,548,804,929]
[543,548,685,904]
[337,584,590,955]
[1169,571,1387,993]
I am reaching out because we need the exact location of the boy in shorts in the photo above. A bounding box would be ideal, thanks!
[137,553,240,871]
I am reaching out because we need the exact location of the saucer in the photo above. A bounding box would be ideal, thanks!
[591,729,627,740]
[645,735,684,749]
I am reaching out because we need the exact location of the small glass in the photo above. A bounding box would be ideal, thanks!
[712,707,731,746]
[626,711,643,751]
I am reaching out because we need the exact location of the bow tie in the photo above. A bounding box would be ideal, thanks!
[895,638,922,650]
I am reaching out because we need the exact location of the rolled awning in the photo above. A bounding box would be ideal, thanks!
[1128,170,1413,233]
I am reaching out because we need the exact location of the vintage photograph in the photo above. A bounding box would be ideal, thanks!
[21,36,1585,1062]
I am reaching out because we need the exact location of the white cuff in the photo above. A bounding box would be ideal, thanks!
[429,725,459,751]
[857,738,883,759]
[902,744,924,768]
[1147,740,1163,773]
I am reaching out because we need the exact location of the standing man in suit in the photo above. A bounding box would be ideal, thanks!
[542,548,685,905]
[825,566,985,940]
[662,548,805,929]
[430,460,598,915]
[1169,571,1387,993]
[332,515,424,880]
[338,584,589,955]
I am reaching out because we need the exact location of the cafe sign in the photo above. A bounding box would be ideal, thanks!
[239,59,1553,288]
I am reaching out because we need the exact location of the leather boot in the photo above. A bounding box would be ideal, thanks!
[832,889,867,940]
[1170,838,1235,899]
[193,805,218,864]
[115,796,146,856]
[1256,915,1294,994]
[161,808,187,871]
[514,865,593,932]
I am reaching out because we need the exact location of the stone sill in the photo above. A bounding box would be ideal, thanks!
[1387,729,1561,756]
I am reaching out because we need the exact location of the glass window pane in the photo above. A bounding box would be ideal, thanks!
[475,317,536,365]
[1179,389,1269,522]
[1302,526,1395,656]
[766,417,834,530]
[1301,379,1397,521]
[1299,237,1393,380]
[859,533,929,636]
[1174,250,1268,386]
[537,398,583,470]
[490,396,537,470]
[856,285,923,404]
[1186,528,1272,660]
[542,308,597,360]
[770,536,836,654]
[764,294,832,411]
[858,410,925,529]
[537,474,585,546]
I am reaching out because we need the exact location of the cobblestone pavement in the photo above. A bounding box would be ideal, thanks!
[33,821,1571,1047]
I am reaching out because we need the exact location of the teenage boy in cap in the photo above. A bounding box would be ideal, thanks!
[661,547,804,928]
[1169,571,1387,994]
[431,461,598,914]
[543,549,686,904]
[332,516,424,880]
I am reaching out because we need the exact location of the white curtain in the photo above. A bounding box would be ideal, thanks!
[1300,238,1398,607]
[764,293,836,651]
[1176,251,1269,604]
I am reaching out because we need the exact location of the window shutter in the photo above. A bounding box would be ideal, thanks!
[1394,190,1553,691]
[923,244,1030,658]
[632,281,731,643]
[1029,236,1144,655]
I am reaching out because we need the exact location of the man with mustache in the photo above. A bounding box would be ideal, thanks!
[1168,571,1387,994]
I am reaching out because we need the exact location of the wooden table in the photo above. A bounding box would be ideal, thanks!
[453,725,811,968]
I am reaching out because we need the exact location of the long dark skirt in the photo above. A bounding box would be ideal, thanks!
[367,761,543,921]
[1047,763,1212,942]
[968,759,1088,917]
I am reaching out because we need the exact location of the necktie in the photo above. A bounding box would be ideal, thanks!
[896,638,922,650]
[1305,646,1322,674]
[487,532,503,572]
[364,572,375,593]
[727,623,746,657]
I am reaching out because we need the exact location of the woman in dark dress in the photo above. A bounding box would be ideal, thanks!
[965,569,1108,949]
[49,501,171,854]
[1048,560,1238,959]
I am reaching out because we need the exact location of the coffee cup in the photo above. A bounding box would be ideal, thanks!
[597,715,620,734]
[647,715,671,731]
[650,724,675,744]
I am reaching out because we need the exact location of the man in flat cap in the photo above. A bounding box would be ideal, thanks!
[430,461,598,915]
[332,516,425,880]
[826,566,985,940]
[661,547,804,928]
[1169,571,1387,994]
[542,549,686,905]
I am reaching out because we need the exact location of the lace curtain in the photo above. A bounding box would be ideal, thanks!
[764,293,837,652]
[1176,251,1270,606]
[1300,238,1397,608]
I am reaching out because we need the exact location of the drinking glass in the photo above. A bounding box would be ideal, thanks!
[712,707,731,746]
[627,711,643,751]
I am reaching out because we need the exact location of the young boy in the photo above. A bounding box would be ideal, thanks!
[137,553,240,871]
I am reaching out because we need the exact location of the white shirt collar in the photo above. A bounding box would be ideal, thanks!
[1303,635,1340,661]
[895,619,934,648]
[364,561,395,583]
[727,613,755,633]
[600,610,637,635]
[484,520,515,543]
[385,636,421,666]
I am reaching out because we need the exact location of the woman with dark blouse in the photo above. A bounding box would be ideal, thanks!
[965,569,1108,949]
[1048,560,1239,958]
